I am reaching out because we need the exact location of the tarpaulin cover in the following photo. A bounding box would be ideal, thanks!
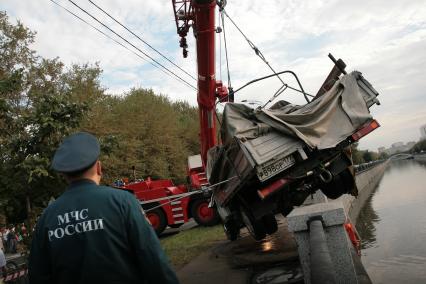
[220,71,375,150]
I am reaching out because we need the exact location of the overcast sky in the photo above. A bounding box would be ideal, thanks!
[2,0,426,151]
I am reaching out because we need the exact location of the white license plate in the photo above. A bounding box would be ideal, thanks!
[256,155,295,182]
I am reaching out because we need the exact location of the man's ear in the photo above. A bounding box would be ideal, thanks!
[97,160,102,176]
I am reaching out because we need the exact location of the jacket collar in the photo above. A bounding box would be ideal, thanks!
[67,179,97,190]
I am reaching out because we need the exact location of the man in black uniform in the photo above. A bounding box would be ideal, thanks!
[29,132,179,284]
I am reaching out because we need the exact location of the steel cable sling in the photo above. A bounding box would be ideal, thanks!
[142,176,238,213]
[217,1,313,105]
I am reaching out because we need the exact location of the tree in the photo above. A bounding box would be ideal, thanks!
[0,11,202,223]
[363,150,378,163]
[351,143,364,164]
[378,151,389,160]
[0,12,102,222]
[410,140,426,154]
[173,100,200,155]
[83,89,200,185]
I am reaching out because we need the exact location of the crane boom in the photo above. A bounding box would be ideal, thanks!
[172,0,228,165]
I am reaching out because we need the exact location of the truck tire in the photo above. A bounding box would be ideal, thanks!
[241,208,266,241]
[224,220,240,241]
[262,214,278,235]
[146,208,167,236]
[321,168,354,199]
[169,224,183,229]
[191,199,220,226]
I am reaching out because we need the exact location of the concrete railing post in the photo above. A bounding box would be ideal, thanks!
[287,202,359,284]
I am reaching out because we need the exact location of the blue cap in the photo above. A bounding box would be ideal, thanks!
[52,132,100,173]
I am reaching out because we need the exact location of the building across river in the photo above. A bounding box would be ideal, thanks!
[378,141,416,155]
[420,124,426,140]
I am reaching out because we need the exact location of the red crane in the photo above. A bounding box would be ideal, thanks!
[114,0,227,235]
[172,0,229,165]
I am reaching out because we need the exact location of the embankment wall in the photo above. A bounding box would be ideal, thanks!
[339,161,389,223]
[414,154,426,162]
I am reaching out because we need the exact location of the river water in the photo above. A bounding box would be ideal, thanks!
[356,159,426,283]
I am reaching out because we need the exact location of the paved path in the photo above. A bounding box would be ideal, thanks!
[177,217,303,284]
[175,165,388,283]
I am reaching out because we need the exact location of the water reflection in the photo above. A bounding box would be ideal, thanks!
[414,159,426,169]
[356,192,380,249]
[355,159,426,283]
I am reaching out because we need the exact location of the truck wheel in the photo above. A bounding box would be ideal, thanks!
[240,208,266,241]
[169,224,183,229]
[262,214,278,235]
[224,220,240,241]
[146,208,167,236]
[321,168,354,199]
[191,199,220,226]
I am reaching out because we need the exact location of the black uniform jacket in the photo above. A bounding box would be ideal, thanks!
[29,179,179,284]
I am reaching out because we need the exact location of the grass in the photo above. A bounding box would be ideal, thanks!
[160,225,226,269]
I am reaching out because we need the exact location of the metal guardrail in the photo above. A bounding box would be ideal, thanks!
[354,159,386,173]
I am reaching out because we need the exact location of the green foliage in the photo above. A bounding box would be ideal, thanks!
[362,150,373,162]
[83,89,199,184]
[0,11,200,223]
[410,140,426,153]
[351,143,364,164]
[378,151,389,160]
[351,143,381,165]
[160,225,224,268]
[0,12,99,222]
[0,11,36,72]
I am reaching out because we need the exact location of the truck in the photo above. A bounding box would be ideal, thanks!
[207,68,381,240]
